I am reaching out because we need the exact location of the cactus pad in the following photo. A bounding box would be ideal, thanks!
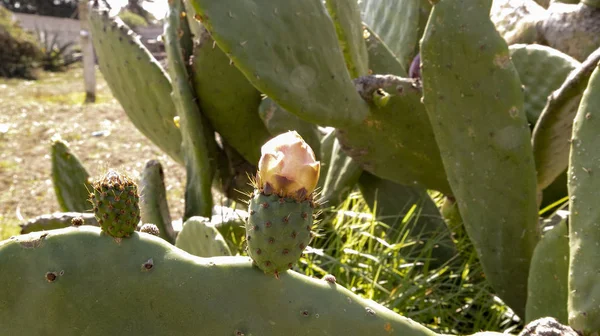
[421,0,540,316]
[0,226,440,335]
[359,0,423,69]
[88,8,183,164]
[90,170,140,238]
[567,61,600,333]
[188,20,271,165]
[189,0,369,128]
[51,138,93,213]
[509,44,579,125]
[245,192,314,277]
[175,216,232,257]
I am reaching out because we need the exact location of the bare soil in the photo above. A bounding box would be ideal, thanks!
[0,65,186,239]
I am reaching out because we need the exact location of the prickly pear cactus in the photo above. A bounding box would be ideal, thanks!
[245,131,320,277]
[89,170,140,238]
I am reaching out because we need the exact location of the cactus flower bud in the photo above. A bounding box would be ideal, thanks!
[258,131,320,200]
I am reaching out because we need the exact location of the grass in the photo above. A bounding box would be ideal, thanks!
[0,65,522,334]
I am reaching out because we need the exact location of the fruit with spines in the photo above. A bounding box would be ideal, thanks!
[89,170,140,238]
[245,131,320,277]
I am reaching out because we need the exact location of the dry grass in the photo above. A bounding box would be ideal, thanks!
[0,65,186,239]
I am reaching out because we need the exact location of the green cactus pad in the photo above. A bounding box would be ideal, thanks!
[509,44,580,126]
[90,170,140,238]
[363,26,406,75]
[567,61,600,333]
[258,97,322,160]
[164,0,217,220]
[324,0,369,78]
[139,160,175,244]
[189,0,369,128]
[358,172,458,268]
[175,216,232,257]
[490,0,544,45]
[526,219,569,324]
[245,192,314,276]
[421,0,540,316]
[88,8,183,165]
[359,0,423,70]
[336,24,449,194]
[0,226,440,336]
[188,19,271,165]
[20,212,97,234]
[532,47,600,191]
[320,134,362,208]
[51,138,93,213]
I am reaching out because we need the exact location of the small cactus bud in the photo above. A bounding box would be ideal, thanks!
[258,131,320,200]
[139,223,160,236]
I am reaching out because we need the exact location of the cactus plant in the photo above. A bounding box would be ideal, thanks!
[23,0,600,332]
[139,160,176,244]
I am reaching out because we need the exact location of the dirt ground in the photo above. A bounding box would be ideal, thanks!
[0,65,186,239]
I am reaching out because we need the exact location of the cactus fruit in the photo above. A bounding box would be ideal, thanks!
[421,0,540,316]
[189,0,369,128]
[567,59,600,333]
[532,47,600,191]
[175,216,232,257]
[51,138,93,213]
[245,131,320,277]
[89,170,140,238]
[508,44,579,126]
[88,8,183,165]
[139,223,160,236]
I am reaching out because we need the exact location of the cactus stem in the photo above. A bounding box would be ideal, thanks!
[353,74,421,103]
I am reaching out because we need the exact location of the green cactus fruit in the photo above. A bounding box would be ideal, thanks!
[51,138,93,213]
[0,226,441,336]
[324,0,369,78]
[509,44,580,126]
[164,0,218,220]
[139,160,175,244]
[421,0,540,317]
[490,0,545,45]
[88,7,183,165]
[187,14,271,165]
[539,2,600,62]
[245,192,314,277]
[258,97,322,160]
[532,47,600,191]
[90,170,140,238]
[189,0,369,128]
[175,216,232,257]
[359,0,425,70]
[139,223,160,237]
[567,60,600,333]
[20,212,97,234]
[526,218,569,324]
